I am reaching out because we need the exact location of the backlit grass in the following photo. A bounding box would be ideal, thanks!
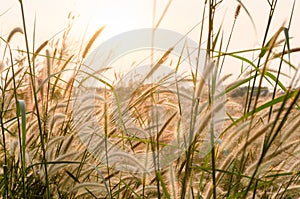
[1,0,300,198]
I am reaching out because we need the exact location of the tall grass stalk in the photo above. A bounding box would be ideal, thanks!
[18,1,50,197]
[0,38,10,199]
[16,100,26,198]
[11,42,26,198]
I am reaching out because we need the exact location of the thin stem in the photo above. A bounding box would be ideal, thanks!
[247,0,278,113]
[268,0,296,121]
[0,86,9,199]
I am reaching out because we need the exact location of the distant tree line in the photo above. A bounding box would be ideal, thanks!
[230,86,269,98]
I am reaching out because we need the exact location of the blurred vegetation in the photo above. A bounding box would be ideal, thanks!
[1,0,300,198]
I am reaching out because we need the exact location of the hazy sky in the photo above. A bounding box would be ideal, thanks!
[1,0,299,84]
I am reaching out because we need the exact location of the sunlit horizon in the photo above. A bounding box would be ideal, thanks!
[1,0,300,87]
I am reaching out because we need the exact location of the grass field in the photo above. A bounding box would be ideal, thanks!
[1,0,300,198]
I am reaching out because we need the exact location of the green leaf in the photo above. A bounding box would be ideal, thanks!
[17,100,26,158]
[212,26,222,52]
[284,27,291,61]
[259,46,269,58]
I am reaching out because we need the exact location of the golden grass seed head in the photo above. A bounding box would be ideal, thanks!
[7,27,23,43]
[82,26,105,59]
[234,4,241,19]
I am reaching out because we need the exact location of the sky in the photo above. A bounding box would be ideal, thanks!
[0,0,299,86]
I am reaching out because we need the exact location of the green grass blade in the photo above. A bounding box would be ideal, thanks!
[283,28,291,62]
[156,171,171,199]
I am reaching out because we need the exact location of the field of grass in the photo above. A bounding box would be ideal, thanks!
[1,0,300,198]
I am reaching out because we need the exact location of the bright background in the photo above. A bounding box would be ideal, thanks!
[1,0,299,85]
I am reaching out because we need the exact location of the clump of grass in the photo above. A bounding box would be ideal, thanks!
[1,0,300,198]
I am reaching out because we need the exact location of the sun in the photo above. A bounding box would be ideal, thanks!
[73,0,153,46]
